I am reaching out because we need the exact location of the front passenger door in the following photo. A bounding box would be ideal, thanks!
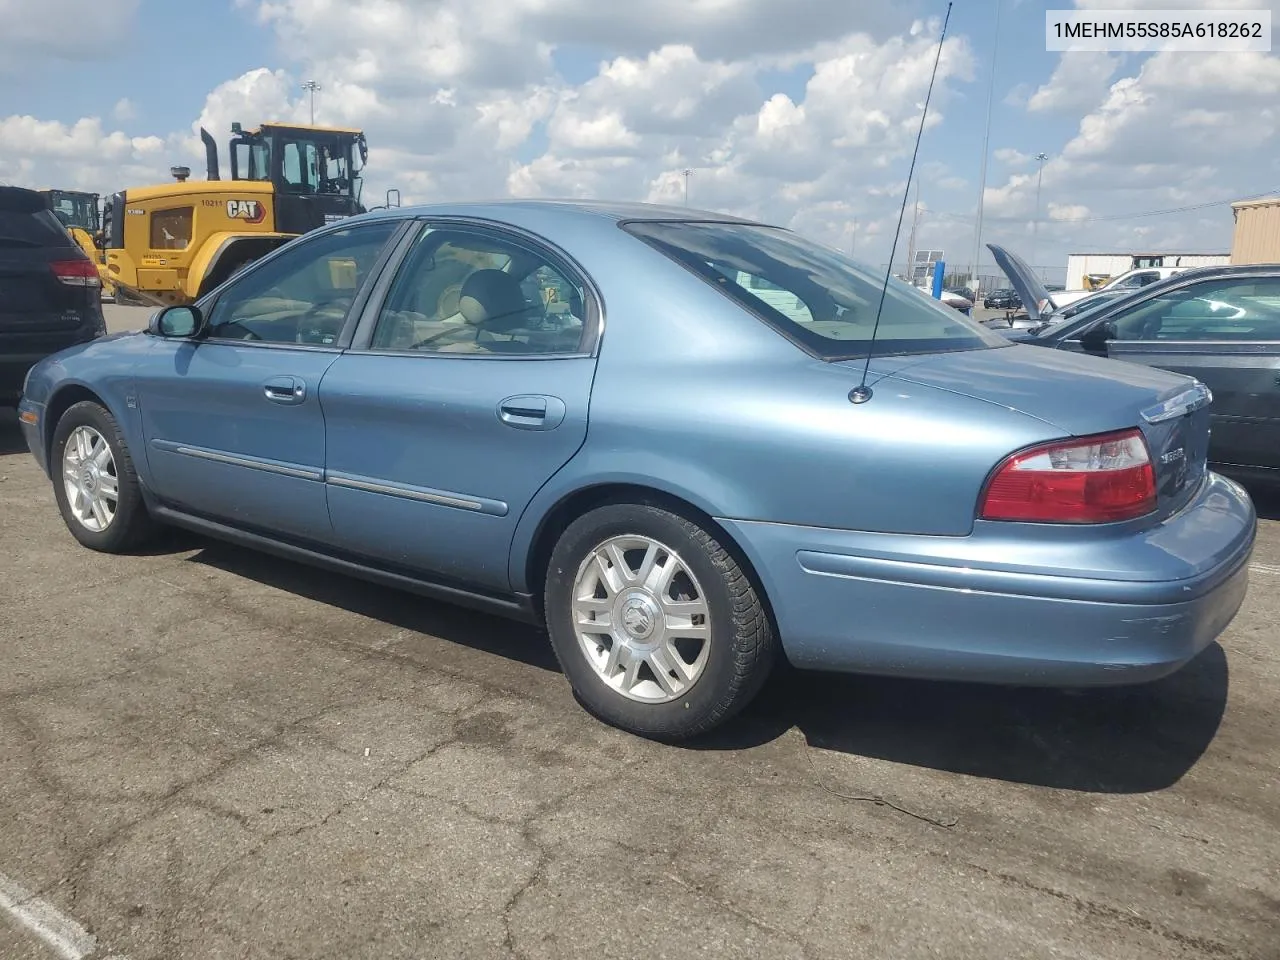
[134,220,402,540]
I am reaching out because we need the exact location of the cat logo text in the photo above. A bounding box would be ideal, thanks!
[226,200,266,224]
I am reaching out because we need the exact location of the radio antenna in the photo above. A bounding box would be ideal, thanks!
[851,2,953,404]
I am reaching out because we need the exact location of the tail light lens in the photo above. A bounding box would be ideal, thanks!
[50,258,101,287]
[980,428,1156,524]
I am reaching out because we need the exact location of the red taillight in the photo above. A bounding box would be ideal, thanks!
[50,258,101,287]
[980,428,1156,524]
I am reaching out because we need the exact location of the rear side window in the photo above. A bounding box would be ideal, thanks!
[622,220,1007,360]
[151,207,194,250]
[0,209,74,249]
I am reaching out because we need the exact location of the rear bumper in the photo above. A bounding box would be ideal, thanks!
[720,472,1256,686]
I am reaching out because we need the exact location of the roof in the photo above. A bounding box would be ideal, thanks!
[1065,251,1229,257]
[1231,196,1280,211]
[252,122,365,136]
[387,198,763,225]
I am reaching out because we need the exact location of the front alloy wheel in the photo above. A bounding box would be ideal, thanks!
[51,400,156,553]
[61,425,119,532]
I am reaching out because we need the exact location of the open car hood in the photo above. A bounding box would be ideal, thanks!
[987,243,1056,321]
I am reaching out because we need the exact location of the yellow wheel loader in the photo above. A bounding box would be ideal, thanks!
[100,121,374,306]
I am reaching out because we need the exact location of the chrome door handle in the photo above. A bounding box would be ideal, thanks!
[263,376,306,404]
[498,395,565,430]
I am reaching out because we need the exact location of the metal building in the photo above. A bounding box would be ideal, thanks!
[1231,197,1280,264]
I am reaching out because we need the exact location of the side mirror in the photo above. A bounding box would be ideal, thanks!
[1079,319,1117,353]
[149,304,205,339]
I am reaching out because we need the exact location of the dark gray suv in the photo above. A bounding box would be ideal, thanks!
[0,186,106,405]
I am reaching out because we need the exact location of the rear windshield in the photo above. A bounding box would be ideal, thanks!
[0,209,75,250]
[622,220,1008,360]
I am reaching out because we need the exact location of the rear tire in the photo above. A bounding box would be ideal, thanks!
[544,503,776,740]
[50,400,156,553]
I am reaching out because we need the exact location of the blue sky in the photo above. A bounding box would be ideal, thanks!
[3,0,1276,280]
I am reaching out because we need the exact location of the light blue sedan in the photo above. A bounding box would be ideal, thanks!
[16,201,1256,739]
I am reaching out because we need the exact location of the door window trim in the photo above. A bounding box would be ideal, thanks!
[346,215,605,360]
[191,216,415,352]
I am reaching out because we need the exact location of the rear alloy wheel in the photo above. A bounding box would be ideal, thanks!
[545,503,776,740]
[51,400,155,552]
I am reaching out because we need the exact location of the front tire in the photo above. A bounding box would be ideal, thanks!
[544,503,776,740]
[51,400,156,553]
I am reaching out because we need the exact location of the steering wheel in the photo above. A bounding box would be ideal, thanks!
[216,320,263,341]
[295,296,352,344]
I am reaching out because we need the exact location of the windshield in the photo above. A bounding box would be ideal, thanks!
[48,193,98,232]
[279,136,357,197]
[624,221,1009,360]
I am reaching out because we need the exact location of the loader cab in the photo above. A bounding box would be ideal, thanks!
[39,190,100,234]
[227,121,369,233]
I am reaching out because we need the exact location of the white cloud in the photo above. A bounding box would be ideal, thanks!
[0,115,167,193]
[975,0,1280,275]
[0,0,140,66]
[113,98,137,122]
[1028,53,1121,113]
[994,148,1030,166]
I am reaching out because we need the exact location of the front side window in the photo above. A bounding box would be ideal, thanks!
[1110,277,1280,342]
[205,220,399,344]
[623,221,1007,360]
[368,225,589,355]
[234,140,271,181]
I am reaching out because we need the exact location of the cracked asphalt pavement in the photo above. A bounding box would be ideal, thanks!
[0,314,1277,960]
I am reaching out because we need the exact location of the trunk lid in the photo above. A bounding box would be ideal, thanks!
[987,242,1058,321]
[0,249,95,331]
[866,344,1213,519]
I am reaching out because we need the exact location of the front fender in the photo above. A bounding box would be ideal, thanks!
[32,334,155,486]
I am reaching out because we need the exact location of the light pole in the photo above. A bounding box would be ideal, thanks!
[1031,151,1048,275]
[301,80,321,124]
[682,169,692,206]
[969,0,1002,292]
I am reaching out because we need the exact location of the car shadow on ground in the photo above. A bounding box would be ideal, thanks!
[185,537,1228,795]
[709,644,1228,794]
[185,540,563,674]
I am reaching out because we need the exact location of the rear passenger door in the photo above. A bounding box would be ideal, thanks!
[319,220,601,593]
[1102,276,1280,470]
